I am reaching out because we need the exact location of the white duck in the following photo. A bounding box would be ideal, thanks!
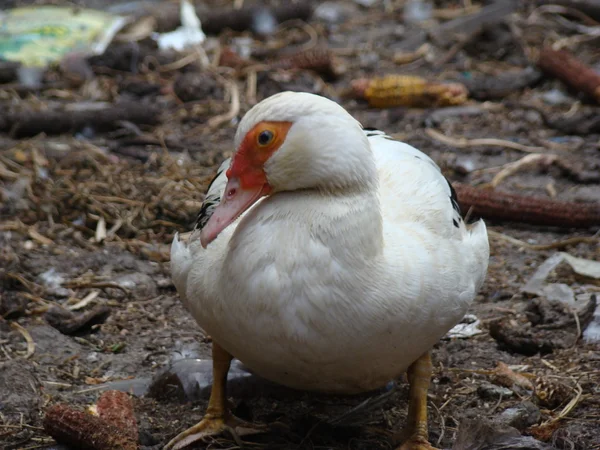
[168,92,489,450]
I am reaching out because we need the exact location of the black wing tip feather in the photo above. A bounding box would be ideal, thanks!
[446,179,461,214]
[194,200,218,230]
[364,127,463,230]
[446,178,462,228]
[193,164,227,230]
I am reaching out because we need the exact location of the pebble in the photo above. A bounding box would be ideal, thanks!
[0,359,41,421]
[498,401,541,430]
[477,381,514,399]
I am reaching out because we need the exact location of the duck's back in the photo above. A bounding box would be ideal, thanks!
[366,129,463,237]
[366,129,489,334]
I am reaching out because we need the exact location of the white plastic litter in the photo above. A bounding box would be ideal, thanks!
[560,252,600,279]
[404,0,433,24]
[583,298,600,343]
[445,314,483,339]
[522,253,600,343]
[522,253,575,303]
[156,0,206,51]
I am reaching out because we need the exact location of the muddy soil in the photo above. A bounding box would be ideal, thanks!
[1,1,599,449]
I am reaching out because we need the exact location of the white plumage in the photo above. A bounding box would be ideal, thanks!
[171,92,489,394]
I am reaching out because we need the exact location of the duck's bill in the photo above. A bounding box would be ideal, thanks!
[199,178,267,248]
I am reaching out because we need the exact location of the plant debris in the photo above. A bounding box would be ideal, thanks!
[1,1,599,449]
[489,296,597,356]
[43,403,138,450]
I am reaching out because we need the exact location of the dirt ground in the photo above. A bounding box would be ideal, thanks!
[1,1,600,449]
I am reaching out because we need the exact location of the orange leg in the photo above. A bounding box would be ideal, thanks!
[396,351,439,450]
[163,342,267,450]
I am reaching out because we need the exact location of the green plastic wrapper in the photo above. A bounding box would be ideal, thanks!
[0,6,126,67]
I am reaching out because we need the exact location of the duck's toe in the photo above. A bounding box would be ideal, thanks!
[396,435,439,450]
[163,414,268,450]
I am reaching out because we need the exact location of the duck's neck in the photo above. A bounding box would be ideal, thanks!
[316,187,384,260]
[264,183,384,261]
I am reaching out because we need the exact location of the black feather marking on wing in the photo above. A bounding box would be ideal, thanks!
[446,178,462,228]
[194,166,226,231]
[363,127,383,138]
[363,128,395,141]
[447,179,461,214]
[194,198,220,231]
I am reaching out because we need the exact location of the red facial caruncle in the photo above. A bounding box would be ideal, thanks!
[199,121,292,248]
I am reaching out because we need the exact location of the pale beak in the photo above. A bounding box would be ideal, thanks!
[199,177,268,248]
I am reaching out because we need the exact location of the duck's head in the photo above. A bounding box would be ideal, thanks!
[200,91,375,248]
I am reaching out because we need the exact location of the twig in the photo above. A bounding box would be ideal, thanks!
[430,401,445,446]
[541,380,583,425]
[27,228,55,246]
[10,322,35,359]
[572,308,582,347]
[537,46,600,103]
[535,0,600,22]
[2,103,161,138]
[427,128,543,153]
[246,69,257,105]
[275,19,319,52]
[207,79,240,129]
[464,67,542,100]
[531,4,600,29]
[488,230,599,250]
[454,183,600,228]
[158,52,201,72]
[154,2,312,34]
[62,281,129,296]
[505,101,600,135]
[435,28,482,68]
[489,153,558,188]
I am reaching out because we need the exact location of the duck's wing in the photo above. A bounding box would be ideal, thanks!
[365,129,466,239]
[365,128,489,290]
[171,158,230,303]
[194,158,231,231]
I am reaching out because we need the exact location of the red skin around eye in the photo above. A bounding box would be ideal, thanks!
[227,121,292,190]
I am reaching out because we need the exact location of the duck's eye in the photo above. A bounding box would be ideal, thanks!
[257,130,274,146]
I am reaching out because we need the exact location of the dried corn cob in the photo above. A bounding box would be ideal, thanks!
[537,46,600,104]
[351,75,468,108]
[270,48,343,79]
[44,404,137,450]
[96,391,138,442]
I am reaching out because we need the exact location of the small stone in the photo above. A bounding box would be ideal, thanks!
[541,88,571,105]
[250,8,277,35]
[0,359,41,422]
[45,305,111,335]
[353,0,378,7]
[404,0,433,24]
[358,51,379,69]
[498,401,541,430]
[173,72,223,103]
[454,417,554,450]
[477,381,514,399]
[112,272,157,299]
[314,2,357,24]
